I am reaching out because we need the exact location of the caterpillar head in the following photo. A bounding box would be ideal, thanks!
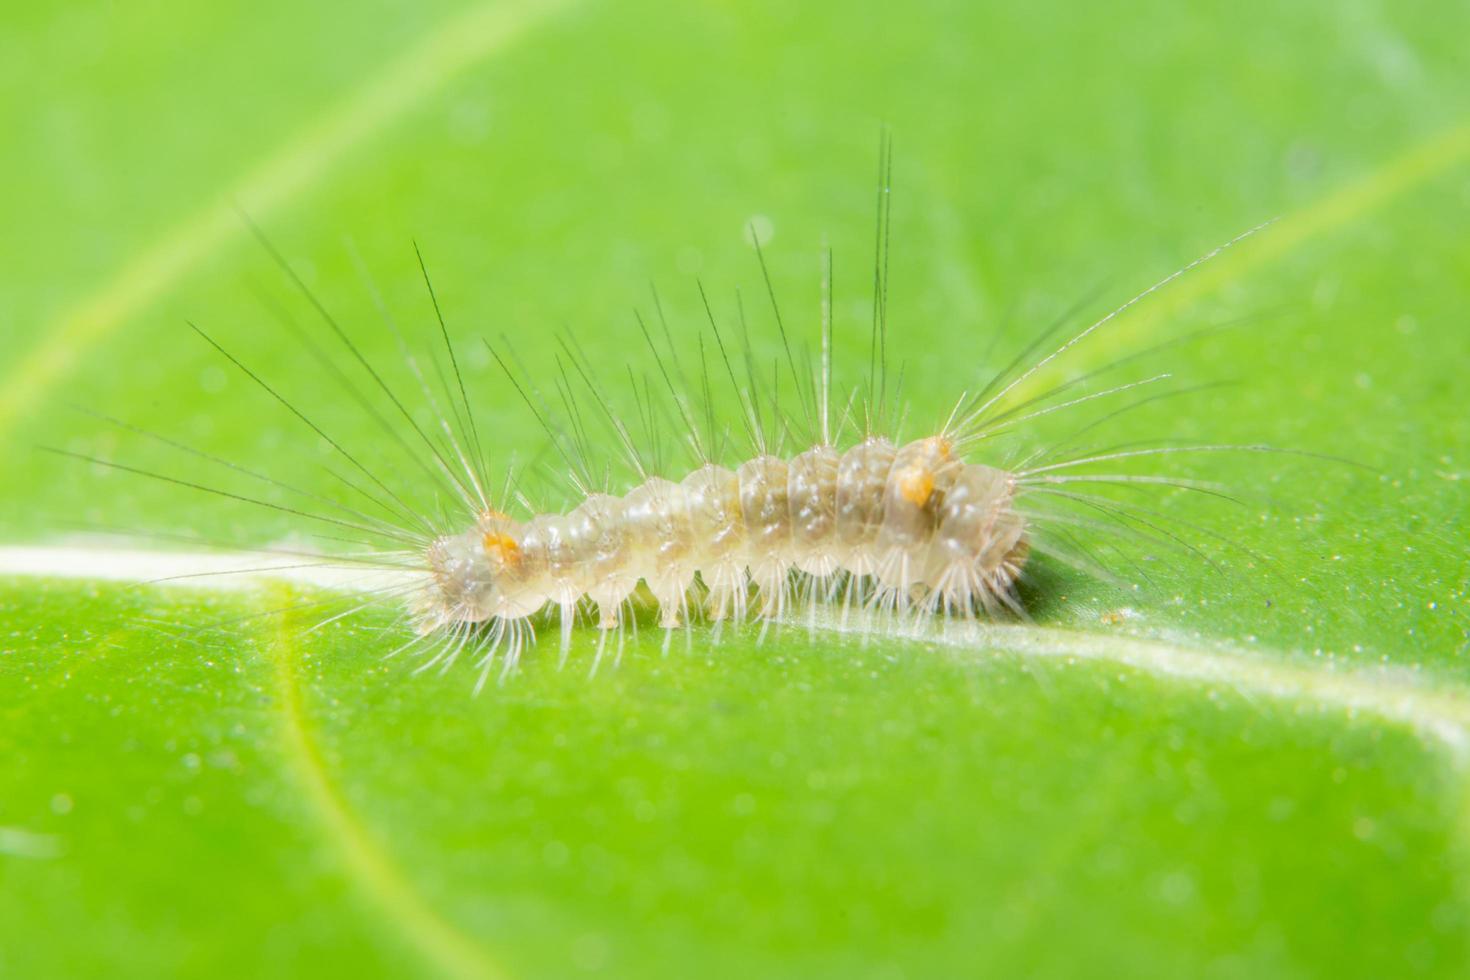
[421,522,507,630]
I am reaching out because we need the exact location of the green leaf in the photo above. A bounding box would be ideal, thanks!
[3,0,1469,976]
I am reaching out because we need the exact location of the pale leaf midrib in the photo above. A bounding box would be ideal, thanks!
[5,543,1470,764]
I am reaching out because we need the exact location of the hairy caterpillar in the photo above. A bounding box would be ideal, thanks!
[64,146,1272,689]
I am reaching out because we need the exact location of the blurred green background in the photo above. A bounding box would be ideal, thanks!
[3,0,1470,976]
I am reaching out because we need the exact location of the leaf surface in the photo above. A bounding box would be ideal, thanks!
[3,0,1469,976]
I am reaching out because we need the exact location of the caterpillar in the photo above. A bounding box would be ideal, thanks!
[430,433,1028,632]
[66,146,1272,689]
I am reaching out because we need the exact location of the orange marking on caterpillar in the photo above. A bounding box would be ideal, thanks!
[897,468,936,507]
[482,531,520,566]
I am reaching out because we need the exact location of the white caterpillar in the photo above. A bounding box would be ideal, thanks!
[68,153,1272,687]
[405,212,1267,677]
[423,435,1027,634]
[400,231,1266,683]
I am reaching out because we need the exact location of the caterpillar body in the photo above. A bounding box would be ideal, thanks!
[403,222,1267,680]
[424,436,1027,636]
[69,151,1273,687]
